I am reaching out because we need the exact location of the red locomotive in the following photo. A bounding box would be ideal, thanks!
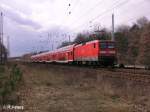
[31,40,117,66]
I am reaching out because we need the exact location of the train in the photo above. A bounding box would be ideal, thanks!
[31,40,117,66]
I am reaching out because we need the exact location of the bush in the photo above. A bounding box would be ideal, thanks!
[0,66,5,73]
[0,64,23,105]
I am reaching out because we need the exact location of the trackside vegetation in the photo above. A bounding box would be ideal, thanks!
[0,64,23,106]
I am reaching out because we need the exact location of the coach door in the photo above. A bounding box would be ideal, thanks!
[68,51,73,61]
[68,52,70,61]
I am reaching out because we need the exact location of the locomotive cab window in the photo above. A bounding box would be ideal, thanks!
[100,43,107,49]
[108,43,115,48]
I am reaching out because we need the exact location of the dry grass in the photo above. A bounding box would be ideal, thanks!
[15,63,150,112]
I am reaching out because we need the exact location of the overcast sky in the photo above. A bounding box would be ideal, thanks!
[0,0,150,57]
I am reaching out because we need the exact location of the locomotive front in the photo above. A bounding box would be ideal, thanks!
[99,41,117,66]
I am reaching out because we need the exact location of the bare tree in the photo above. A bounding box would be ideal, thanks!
[136,17,149,28]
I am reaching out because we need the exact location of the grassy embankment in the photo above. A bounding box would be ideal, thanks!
[1,62,150,112]
[19,63,148,112]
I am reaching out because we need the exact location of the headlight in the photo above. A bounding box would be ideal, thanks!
[109,51,116,54]
[101,51,106,54]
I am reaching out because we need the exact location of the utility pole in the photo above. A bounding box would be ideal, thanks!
[112,13,115,41]
[7,36,10,57]
[97,26,100,31]
[48,33,54,51]
[68,35,70,43]
[48,33,50,50]
[0,12,2,64]
[0,12,4,64]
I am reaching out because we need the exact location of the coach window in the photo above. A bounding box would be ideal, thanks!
[93,43,96,48]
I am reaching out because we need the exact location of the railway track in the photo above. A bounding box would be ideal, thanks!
[107,68,150,75]
[20,61,150,84]
[100,68,150,84]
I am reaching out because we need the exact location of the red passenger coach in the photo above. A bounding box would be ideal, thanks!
[54,44,75,63]
[31,44,75,63]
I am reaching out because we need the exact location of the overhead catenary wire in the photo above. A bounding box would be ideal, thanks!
[59,0,79,44]
[62,0,127,42]
[121,10,150,25]
[116,0,150,25]
[69,0,124,25]
[68,0,105,25]
[72,0,148,32]
[61,0,80,26]
[69,0,126,26]
[91,0,129,22]
[72,0,130,32]
[69,0,80,15]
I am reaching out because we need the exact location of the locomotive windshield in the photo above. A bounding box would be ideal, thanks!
[100,43,107,49]
[100,42,115,49]
[108,43,115,48]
